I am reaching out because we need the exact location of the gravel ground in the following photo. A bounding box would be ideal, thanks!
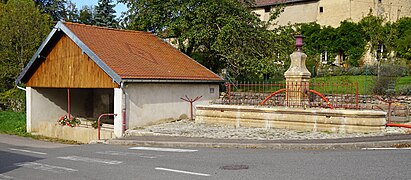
[126,119,411,140]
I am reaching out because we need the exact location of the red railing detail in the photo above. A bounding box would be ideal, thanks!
[260,88,286,106]
[98,113,117,140]
[223,81,359,109]
[308,90,333,109]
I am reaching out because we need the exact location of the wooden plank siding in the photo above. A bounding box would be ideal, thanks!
[27,35,119,88]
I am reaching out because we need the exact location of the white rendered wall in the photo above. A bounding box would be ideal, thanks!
[114,88,124,137]
[29,88,67,133]
[26,87,32,132]
[124,83,220,128]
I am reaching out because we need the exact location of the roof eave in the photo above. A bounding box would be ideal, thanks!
[122,79,224,83]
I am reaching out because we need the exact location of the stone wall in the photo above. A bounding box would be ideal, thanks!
[214,93,411,119]
[196,105,386,133]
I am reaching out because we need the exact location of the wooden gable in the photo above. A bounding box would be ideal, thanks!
[26,35,119,88]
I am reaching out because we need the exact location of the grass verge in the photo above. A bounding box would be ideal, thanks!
[0,111,81,144]
[312,75,411,95]
[0,111,28,136]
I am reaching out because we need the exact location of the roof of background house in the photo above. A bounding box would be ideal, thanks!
[254,0,316,7]
[16,21,223,85]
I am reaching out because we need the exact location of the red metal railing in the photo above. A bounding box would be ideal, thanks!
[222,81,359,109]
[98,113,117,140]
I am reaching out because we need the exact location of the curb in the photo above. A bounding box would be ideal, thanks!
[105,139,411,150]
[89,140,109,144]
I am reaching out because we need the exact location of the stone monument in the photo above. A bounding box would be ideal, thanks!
[284,35,311,107]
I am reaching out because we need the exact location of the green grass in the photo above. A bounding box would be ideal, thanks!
[396,76,411,87]
[0,111,29,136]
[229,75,410,95]
[0,111,81,144]
[311,75,374,94]
[312,75,411,95]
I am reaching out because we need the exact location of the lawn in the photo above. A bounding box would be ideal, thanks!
[0,111,29,136]
[396,76,411,88]
[227,75,410,95]
[312,75,410,95]
[0,111,81,144]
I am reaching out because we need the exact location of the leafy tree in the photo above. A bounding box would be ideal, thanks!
[0,0,52,110]
[332,21,366,67]
[359,15,396,62]
[65,0,79,22]
[94,0,117,28]
[265,25,296,80]
[34,0,67,21]
[78,5,95,25]
[296,23,323,73]
[120,0,279,81]
[396,29,411,60]
[298,23,322,55]
[395,17,411,60]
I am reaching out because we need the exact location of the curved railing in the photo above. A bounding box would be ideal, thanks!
[259,88,334,109]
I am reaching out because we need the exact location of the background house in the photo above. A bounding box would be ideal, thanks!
[253,0,411,28]
[16,22,223,142]
[253,0,411,67]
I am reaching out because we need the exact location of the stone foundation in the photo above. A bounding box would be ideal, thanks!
[196,105,387,133]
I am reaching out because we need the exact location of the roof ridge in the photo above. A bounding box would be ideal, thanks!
[63,21,152,35]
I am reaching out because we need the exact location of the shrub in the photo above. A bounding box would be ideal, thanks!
[0,88,25,112]
[347,67,363,75]
[91,120,102,129]
[316,65,343,77]
[397,85,411,95]
[371,63,405,96]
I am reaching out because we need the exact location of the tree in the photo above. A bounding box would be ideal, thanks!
[78,5,95,25]
[359,15,396,63]
[34,0,67,21]
[94,0,117,28]
[119,0,278,80]
[65,0,79,22]
[395,17,411,61]
[0,0,52,110]
[332,21,366,67]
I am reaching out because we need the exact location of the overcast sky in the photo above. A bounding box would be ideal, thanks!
[71,0,127,18]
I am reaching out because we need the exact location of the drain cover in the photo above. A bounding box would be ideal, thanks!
[220,165,249,170]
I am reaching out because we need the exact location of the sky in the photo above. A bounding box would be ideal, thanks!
[71,0,128,18]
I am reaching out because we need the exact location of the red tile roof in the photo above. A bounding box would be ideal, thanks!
[63,22,222,81]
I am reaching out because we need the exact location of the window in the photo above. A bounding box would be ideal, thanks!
[378,0,382,3]
[264,7,270,13]
[210,88,215,94]
[321,51,328,64]
[319,7,324,13]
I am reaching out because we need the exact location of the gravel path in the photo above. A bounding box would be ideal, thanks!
[126,119,411,140]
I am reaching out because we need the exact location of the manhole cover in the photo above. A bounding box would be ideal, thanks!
[220,165,249,170]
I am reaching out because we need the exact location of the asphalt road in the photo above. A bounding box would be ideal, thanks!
[0,134,410,180]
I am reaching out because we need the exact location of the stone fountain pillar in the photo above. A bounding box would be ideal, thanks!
[284,35,311,107]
